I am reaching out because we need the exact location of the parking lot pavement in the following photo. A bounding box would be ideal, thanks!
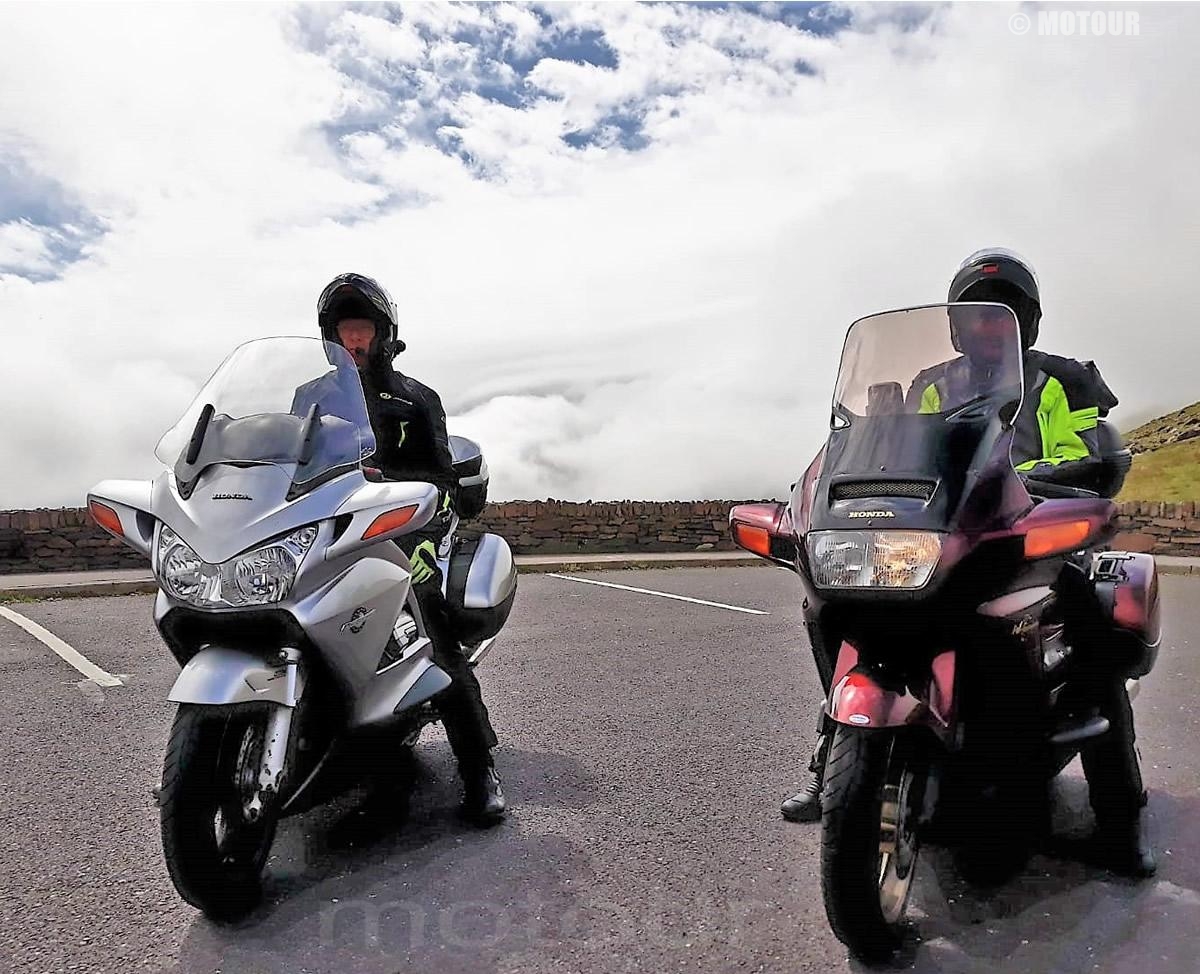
[1,568,1198,974]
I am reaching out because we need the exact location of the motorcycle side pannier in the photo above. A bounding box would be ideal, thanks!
[1089,551,1161,678]
[445,533,517,644]
[449,435,489,520]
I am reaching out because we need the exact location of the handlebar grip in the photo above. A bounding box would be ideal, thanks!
[1020,474,1099,500]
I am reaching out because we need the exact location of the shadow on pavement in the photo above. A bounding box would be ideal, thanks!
[847,776,1200,974]
[169,744,604,974]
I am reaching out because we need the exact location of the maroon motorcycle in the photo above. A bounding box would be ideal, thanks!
[731,303,1160,960]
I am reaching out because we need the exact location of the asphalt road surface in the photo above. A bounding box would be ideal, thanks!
[1,568,1198,974]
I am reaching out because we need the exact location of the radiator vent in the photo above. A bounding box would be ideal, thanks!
[830,480,935,502]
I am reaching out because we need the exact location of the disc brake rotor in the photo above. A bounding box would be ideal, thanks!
[877,748,920,925]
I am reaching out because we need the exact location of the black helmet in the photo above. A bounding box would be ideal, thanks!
[948,248,1042,349]
[317,273,405,368]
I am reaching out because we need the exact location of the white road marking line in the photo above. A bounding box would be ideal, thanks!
[547,573,769,615]
[0,606,124,688]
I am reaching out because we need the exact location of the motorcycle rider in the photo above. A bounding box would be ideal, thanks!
[780,249,1155,878]
[316,272,506,826]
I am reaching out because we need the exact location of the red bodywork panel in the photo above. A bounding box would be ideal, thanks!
[826,641,956,742]
[729,502,786,536]
[989,497,1116,558]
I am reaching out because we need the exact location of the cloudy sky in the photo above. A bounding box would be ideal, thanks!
[1,1,1197,508]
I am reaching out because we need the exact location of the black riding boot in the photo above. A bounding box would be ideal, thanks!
[781,732,829,823]
[1094,808,1156,877]
[462,762,507,826]
[1082,678,1155,877]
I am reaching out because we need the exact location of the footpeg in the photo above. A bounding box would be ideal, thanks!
[1050,714,1110,745]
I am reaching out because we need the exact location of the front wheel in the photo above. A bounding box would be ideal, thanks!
[821,726,923,962]
[159,704,281,922]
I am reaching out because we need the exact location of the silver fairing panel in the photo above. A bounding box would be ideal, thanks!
[151,464,364,565]
[153,530,426,701]
[146,455,498,731]
[149,465,451,729]
[348,644,447,728]
[292,550,413,692]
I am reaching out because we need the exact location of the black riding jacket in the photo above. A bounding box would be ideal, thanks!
[359,367,458,496]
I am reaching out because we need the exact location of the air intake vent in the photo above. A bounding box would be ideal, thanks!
[830,480,935,502]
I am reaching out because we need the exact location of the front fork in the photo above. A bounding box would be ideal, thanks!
[245,647,302,823]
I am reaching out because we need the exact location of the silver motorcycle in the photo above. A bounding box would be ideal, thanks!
[87,336,517,920]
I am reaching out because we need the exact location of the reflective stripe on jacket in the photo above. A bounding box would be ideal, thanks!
[914,351,1117,472]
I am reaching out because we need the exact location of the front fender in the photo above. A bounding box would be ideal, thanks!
[168,646,303,707]
[825,641,956,743]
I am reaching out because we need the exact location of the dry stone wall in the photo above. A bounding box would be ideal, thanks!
[1110,501,1200,555]
[1,500,1197,574]
[0,508,143,574]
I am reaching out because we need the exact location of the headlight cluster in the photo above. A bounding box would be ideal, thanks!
[157,524,318,607]
[807,531,942,589]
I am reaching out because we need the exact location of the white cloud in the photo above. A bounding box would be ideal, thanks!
[0,220,59,276]
[0,2,1197,510]
[332,10,427,66]
[493,2,544,58]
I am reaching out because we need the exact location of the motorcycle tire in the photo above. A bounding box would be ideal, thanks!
[821,726,921,962]
[159,703,280,922]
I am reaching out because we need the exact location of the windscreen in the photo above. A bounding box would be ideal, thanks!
[155,337,376,488]
[833,303,1024,421]
[811,303,1029,534]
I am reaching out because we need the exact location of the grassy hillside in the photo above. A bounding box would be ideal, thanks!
[1118,435,1200,502]
[1123,401,1200,455]
[1116,400,1200,501]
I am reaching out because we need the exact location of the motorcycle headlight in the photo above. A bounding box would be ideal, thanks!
[156,524,319,607]
[158,525,215,603]
[807,531,942,589]
[231,545,296,604]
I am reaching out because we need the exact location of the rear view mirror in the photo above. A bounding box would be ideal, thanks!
[729,502,799,570]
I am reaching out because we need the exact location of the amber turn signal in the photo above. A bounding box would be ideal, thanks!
[362,505,420,541]
[1024,519,1092,559]
[88,500,124,538]
[733,522,772,557]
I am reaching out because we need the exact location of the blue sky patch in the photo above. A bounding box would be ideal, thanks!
[685,1,854,35]
[544,27,619,69]
[287,4,861,200]
[562,109,651,152]
[0,152,104,280]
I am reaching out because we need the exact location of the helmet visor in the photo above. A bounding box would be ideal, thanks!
[318,274,394,325]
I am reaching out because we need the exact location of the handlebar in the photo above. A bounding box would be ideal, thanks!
[1020,474,1099,500]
